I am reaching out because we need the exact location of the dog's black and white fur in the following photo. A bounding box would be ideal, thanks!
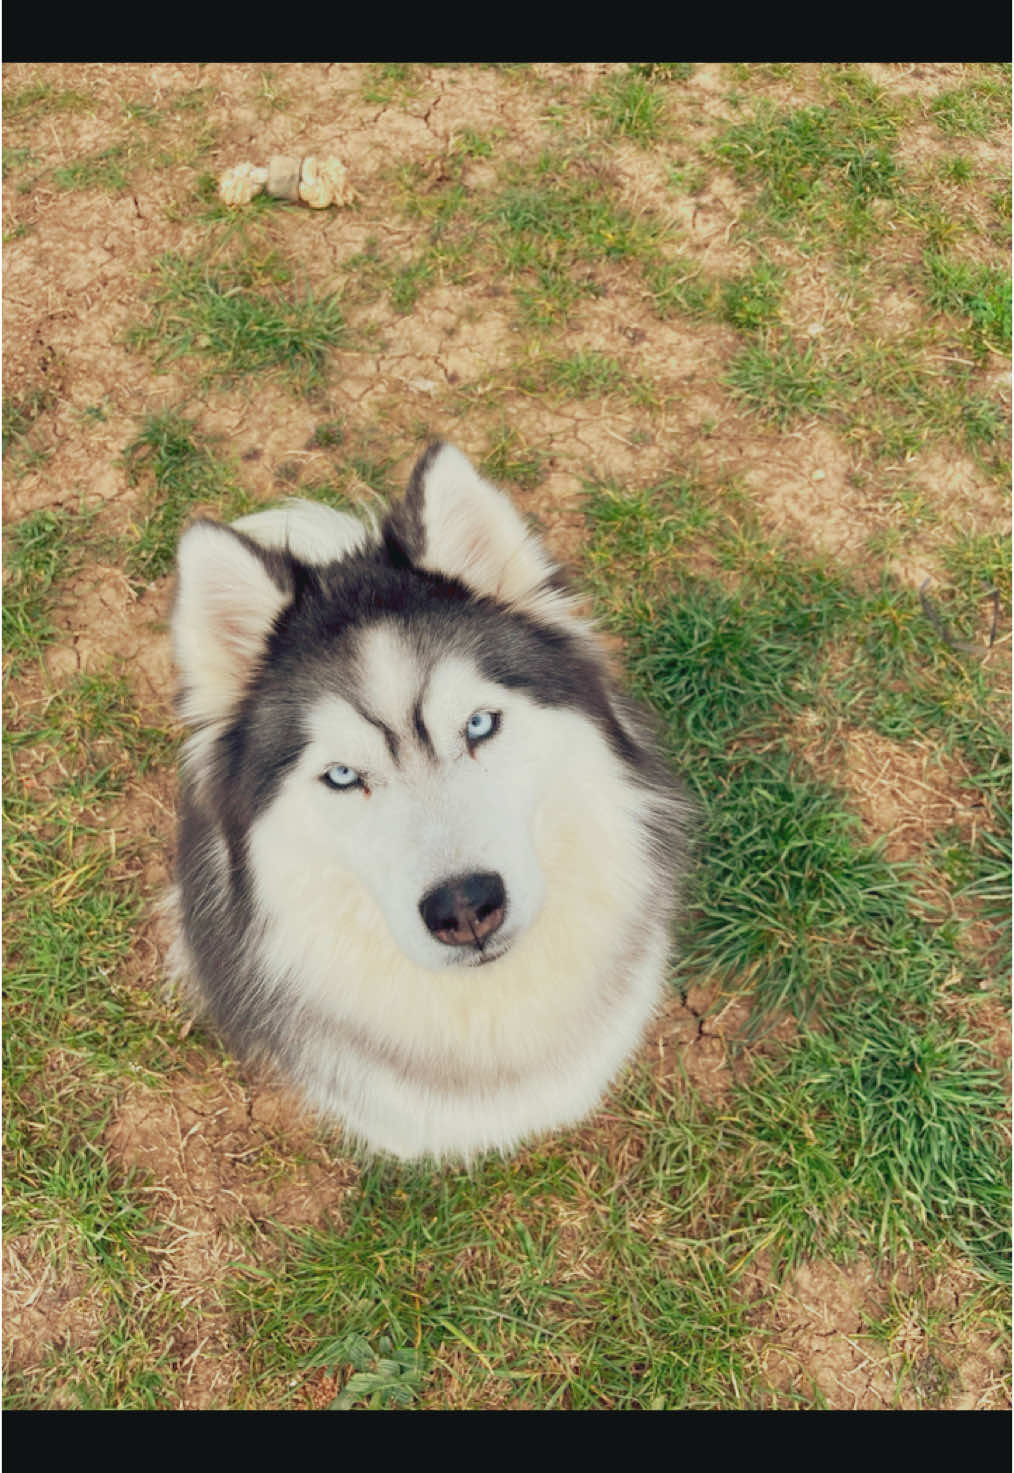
[169,443,692,1160]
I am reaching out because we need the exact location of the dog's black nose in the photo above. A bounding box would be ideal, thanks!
[419,872,506,948]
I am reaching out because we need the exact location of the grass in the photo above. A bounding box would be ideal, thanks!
[722,326,1009,468]
[4,664,177,1345]
[2,146,36,179]
[480,424,548,492]
[482,153,663,327]
[521,350,657,405]
[725,335,834,423]
[2,81,95,119]
[713,94,900,236]
[226,1147,765,1408]
[3,385,57,471]
[923,251,1012,354]
[580,479,1010,1276]
[722,1005,1009,1275]
[4,83,215,204]
[630,63,696,84]
[3,491,182,1405]
[648,257,717,319]
[52,146,131,193]
[122,411,251,581]
[451,128,495,160]
[490,164,657,262]
[720,262,785,333]
[2,506,94,675]
[588,70,669,143]
[129,244,346,390]
[361,63,419,107]
[929,74,1012,138]
[339,234,465,318]
[3,60,1010,1412]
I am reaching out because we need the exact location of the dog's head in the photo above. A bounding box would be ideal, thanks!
[173,444,652,972]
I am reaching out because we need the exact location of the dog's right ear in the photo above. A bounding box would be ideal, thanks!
[172,522,295,726]
[387,442,573,624]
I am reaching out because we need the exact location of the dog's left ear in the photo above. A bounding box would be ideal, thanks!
[388,442,571,621]
[172,521,295,727]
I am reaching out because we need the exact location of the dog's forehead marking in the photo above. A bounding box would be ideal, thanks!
[302,692,392,766]
[421,654,495,723]
[310,622,504,765]
[353,626,490,738]
[354,622,427,734]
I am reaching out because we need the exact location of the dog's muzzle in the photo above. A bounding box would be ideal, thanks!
[419,871,506,951]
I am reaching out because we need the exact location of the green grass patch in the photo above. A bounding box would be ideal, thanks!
[647,257,717,319]
[390,257,436,314]
[228,1148,764,1409]
[521,350,657,405]
[9,749,176,1149]
[4,1099,154,1270]
[724,324,1009,462]
[579,473,1010,1280]
[929,72,1012,138]
[451,128,495,160]
[923,251,1012,354]
[958,818,1012,974]
[2,146,36,179]
[725,334,834,424]
[486,153,662,327]
[129,246,347,390]
[939,530,1012,604]
[340,233,458,317]
[4,1301,182,1410]
[630,63,695,83]
[937,154,975,184]
[682,743,909,1019]
[361,63,419,106]
[8,668,176,780]
[588,70,669,143]
[2,81,95,120]
[123,410,250,581]
[846,338,1010,462]
[3,380,61,473]
[987,180,1012,246]
[721,262,785,333]
[4,660,179,1269]
[723,1001,1010,1276]
[308,418,345,450]
[2,505,94,675]
[480,424,548,492]
[582,476,725,591]
[3,385,55,453]
[4,476,188,1345]
[713,92,901,241]
[491,163,656,260]
[826,577,1008,751]
[345,453,398,498]
[839,340,952,461]
[52,146,130,194]
[391,162,472,232]
[960,394,1009,455]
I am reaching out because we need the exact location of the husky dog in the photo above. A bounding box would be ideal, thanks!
[169,443,692,1161]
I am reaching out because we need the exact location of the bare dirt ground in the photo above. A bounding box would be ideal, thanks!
[3,61,1010,1410]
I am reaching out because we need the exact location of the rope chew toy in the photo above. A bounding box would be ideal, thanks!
[219,155,356,209]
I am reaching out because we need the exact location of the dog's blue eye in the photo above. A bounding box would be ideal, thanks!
[322,764,361,790]
[466,710,499,744]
